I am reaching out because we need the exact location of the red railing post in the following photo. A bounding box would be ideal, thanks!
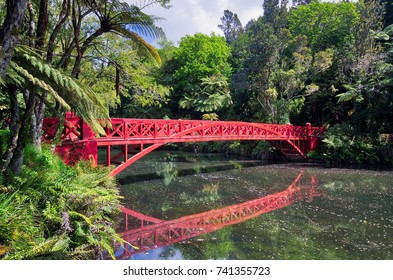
[106,146,111,166]
[80,119,95,140]
[306,122,312,154]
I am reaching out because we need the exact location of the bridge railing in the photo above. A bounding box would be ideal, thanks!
[43,115,325,142]
[42,114,325,168]
[42,112,95,142]
[101,118,323,140]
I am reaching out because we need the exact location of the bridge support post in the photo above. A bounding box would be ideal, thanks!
[106,146,111,166]
[84,141,98,166]
[81,118,95,140]
[306,122,312,155]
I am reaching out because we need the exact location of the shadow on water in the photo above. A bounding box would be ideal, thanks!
[117,158,272,184]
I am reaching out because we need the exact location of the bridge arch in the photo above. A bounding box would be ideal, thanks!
[43,116,324,176]
[104,120,313,176]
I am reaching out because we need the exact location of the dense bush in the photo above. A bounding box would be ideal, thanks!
[0,145,122,259]
[310,124,385,166]
[0,129,10,156]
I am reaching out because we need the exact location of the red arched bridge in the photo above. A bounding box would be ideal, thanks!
[115,172,324,259]
[43,113,324,176]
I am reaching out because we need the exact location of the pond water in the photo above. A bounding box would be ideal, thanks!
[115,151,393,260]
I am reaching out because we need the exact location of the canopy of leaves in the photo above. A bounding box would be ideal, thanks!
[288,1,359,53]
[171,33,231,91]
[179,74,232,113]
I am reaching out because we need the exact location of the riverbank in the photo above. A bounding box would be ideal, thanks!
[163,137,393,169]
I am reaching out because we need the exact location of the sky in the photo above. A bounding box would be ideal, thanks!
[139,0,264,44]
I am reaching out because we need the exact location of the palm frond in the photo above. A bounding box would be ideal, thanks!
[137,0,172,10]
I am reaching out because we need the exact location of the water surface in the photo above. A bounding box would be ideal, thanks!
[116,151,393,260]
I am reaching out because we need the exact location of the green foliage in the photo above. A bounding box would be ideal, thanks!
[318,124,379,165]
[165,33,232,117]
[335,23,393,135]
[6,47,110,134]
[79,33,170,117]
[0,146,122,259]
[173,33,232,85]
[288,1,359,53]
[179,74,232,113]
[0,129,10,155]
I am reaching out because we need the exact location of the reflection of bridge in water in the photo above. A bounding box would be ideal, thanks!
[115,172,325,259]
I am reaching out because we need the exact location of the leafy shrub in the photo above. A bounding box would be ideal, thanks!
[319,124,379,165]
[0,145,122,260]
[0,129,10,155]
[251,141,275,160]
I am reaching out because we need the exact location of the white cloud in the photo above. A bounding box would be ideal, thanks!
[138,0,264,44]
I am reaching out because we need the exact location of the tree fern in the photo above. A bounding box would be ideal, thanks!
[84,0,164,65]
[113,25,162,65]
[9,47,109,134]
[10,62,71,111]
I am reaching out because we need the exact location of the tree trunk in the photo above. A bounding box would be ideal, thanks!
[27,1,35,47]
[0,0,29,77]
[36,0,49,50]
[30,0,50,150]
[8,93,35,174]
[57,39,76,70]
[70,0,82,78]
[47,0,71,64]
[31,94,47,149]
[1,85,20,172]
[71,28,104,78]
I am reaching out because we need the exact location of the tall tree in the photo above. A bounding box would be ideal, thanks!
[0,0,29,77]
[263,0,288,31]
[288,1,358,54]
[164,33,232,118]
[218,10,243,44]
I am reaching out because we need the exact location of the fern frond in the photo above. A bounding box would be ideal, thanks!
[69,245,95,260]
[113,26,161,65]
[10,62,71,111]
[4,234,68,260]
[12,47,109,134]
